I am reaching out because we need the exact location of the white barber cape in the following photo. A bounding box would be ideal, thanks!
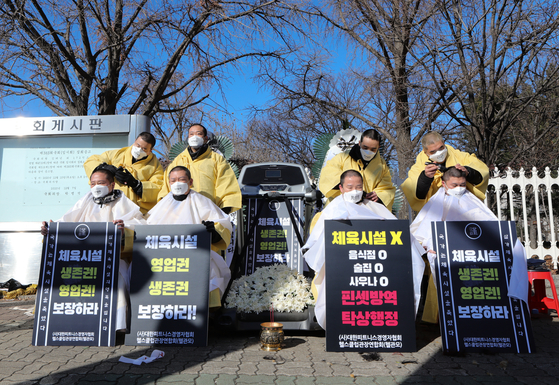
[146,191,232,298]
[57,190,145,331]
[59,190,145,223]
[410,188,528,304]
[303,195,425,330]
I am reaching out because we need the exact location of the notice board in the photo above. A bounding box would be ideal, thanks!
[0,114,148,285]
[0,115,148,223]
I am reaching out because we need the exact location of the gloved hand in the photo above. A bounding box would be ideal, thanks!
[116,167,139,187]
[202,220,215,233]
[124,172,139,187]
[202,221,222,244]
[115,167,129,185]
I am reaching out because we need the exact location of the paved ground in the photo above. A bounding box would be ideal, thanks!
[1,296,559,385]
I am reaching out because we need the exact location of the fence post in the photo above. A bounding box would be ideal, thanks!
[487,167,559,269]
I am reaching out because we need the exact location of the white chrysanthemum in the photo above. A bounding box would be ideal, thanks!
[225,264,315,313]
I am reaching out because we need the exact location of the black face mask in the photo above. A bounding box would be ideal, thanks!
[188,143,208,160]
[172,193,188,202]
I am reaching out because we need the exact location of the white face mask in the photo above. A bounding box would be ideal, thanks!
[360,148,376,161]
[446,186,467,197]
[91,185,110,199]
[343,189,363,204]
[131,146,147,160]
[429,147,448,163]
[188,135,205,148]
[171,182,190,196]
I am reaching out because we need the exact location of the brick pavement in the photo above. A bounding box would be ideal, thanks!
[1,297,559,384]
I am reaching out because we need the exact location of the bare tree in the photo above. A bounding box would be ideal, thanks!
[149,91,234,160]
[254,0,447,176]
[423,0,559,167]
[0,0,300,117]
[250,57,399,167]
[215,122,288,165]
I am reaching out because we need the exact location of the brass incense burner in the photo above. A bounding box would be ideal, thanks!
[260,322,284,351]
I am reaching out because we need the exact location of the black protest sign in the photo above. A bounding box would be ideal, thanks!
[433,221,535,353]
[244,198,305,274]
[324,220,416,352]
[33,222,121,346]
[126,224,211,346]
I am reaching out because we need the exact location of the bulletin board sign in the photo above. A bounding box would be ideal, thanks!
[126,225,211,347]
[32,222,121,347]
[324,220,416,352]
[244,198,304,275]
[432,221,535,353]
[0,114,149,224]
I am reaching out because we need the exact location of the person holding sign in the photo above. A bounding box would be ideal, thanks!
[146,166,232,308]
[41,163,146,332]
[303,170,424,329]
[401,131,489,212]
[318,129,396,210]
[84,132,164,214]
[157,124,241,214]
[410,166,498,323]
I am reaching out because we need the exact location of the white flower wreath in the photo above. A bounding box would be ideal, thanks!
[225,264,315,313]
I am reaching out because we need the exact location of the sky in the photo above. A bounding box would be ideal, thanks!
[0,4,352,124]
[0,73,268,123]
[0,42,350,145]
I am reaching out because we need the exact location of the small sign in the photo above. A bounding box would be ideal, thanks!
[32,222,121,346]
[126,224,211,346]
[324,220,416,352]
[433,221,535,353]
[0,115,131,137]
[244,198,304,274]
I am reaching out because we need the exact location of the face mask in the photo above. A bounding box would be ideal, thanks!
[171,182,190,196]
[91,185,110,199]
[343,189,363,204]
[429,147,448,163]
[188,135,205,148]
[360,148,376,161]
[131,146,147,160]
[446,186,467,197]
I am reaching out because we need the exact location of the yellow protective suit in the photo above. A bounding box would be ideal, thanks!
[158,147,242,213]
[84,146,164,214]
[318,151,396,210]
[401,145,489,212]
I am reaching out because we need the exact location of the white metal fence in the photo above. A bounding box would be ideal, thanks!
[485,167,559,269]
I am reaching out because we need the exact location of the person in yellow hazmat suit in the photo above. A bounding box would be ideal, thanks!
[84,132,164,215]
[401,131,489,212]
[146,166,231,308]
[157,124,242,214]
[318,129,396,210]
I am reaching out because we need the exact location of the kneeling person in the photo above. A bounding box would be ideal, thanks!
[41,164,145,332]
[303,170,424,329]
[410,166,497,323]
[146,166,232,308]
